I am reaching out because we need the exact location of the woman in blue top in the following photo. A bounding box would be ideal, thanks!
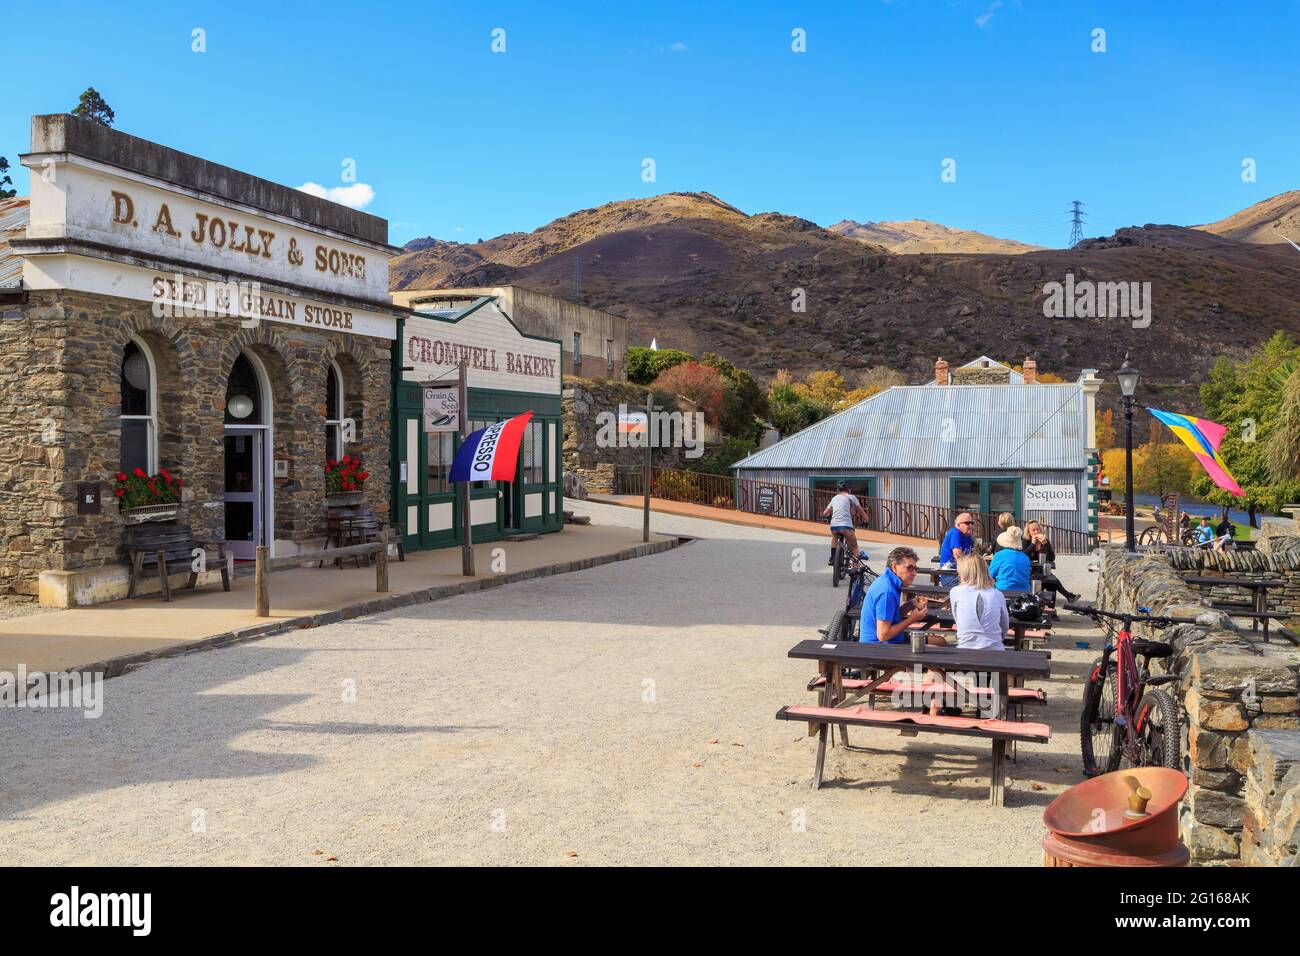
[988,527,1031,591]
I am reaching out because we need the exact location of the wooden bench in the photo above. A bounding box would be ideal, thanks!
[776,704,1051,805]
[124,522,230,602]
[807,675,1046,706]
[324,507,405,568]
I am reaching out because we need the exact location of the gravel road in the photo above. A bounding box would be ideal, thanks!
[0,502,1102,865]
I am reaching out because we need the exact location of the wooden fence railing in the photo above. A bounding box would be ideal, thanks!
[615,466,1095,555]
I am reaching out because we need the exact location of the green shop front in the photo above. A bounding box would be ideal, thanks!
[392,297,564,552]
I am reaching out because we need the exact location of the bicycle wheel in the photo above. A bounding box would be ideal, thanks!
[1080,657,1120,776]
[1136,527,1161,547]
[1134,689,1180,769]
[832,542,844,587]
[827,607,850,643]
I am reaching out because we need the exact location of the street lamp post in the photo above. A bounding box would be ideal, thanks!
[1116,355,1141,552]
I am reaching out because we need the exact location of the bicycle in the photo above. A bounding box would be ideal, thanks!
[825,553,879,642]
[1065,601,1198,776]
[830,530,859,587]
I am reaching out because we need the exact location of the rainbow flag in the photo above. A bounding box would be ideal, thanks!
[1147,408,1244,496]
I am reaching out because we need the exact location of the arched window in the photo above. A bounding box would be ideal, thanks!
[325,360,345,461]
[120,338,157,473]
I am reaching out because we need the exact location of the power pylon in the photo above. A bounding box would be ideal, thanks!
[1068,200,1086,248]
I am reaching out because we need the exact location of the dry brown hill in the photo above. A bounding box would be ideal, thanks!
[391,193,1300,402]
[830,218,1044,255]
[1197,190,1300,245]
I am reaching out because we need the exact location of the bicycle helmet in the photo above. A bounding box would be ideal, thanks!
[836,481,850,491]
[1008,593,1044,622]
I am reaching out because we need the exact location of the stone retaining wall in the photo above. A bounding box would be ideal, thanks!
[563,379,695,491]
[1096,545,1300,864]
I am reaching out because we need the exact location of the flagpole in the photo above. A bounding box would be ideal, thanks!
[460,360,475,576]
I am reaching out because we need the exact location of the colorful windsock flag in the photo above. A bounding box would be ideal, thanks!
[450,411,534,483]
[1147,408,1244,496]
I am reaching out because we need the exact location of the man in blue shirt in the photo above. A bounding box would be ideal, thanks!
[861,546,938,644]
[938,513,975,587]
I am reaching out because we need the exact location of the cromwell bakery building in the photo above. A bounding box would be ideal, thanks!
[0,114,403,603]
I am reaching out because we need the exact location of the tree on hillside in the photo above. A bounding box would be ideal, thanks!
[1095,408,1116,450]
[767,369,832,437]
[626,346,692,385]
[652,361,725,426]
[0,157,14,200]
[1193,330,1300,526]
[700,353,767,441]
[71,87,115,127]
[1266,366,1300,483]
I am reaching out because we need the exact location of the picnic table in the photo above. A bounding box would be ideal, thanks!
[778,639,1052,806]
[903,582,1031,601]
[1180,574,1296,643]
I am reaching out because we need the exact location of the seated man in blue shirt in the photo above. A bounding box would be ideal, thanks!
[938,513,975,587]
[861,546,945,645]
[988,527,1032,591]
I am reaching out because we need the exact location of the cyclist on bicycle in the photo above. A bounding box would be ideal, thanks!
[824,481,869,569]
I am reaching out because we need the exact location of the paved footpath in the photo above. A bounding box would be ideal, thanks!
[0,502,1102,866]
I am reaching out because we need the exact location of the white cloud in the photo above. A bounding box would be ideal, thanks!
[975,0,1002,27]
[297,181,376,209]
[670,41,688,52]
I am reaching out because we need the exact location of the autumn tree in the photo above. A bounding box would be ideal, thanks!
[652,361,725,426]
[1095,408,1116,450]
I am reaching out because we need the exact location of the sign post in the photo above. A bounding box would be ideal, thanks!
[459,361,474,576]
[643,391,652,543]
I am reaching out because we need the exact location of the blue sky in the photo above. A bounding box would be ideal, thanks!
[6,1,1299,248]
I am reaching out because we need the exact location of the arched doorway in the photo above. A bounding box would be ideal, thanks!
[224,352,274,559]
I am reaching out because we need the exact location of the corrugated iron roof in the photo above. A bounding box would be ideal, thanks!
[733,382,1087,472]
[0,197,30,289]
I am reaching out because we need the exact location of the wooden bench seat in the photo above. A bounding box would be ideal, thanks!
[806,675,1046,704]
[776,703,1051,804]
[124,522,229,602]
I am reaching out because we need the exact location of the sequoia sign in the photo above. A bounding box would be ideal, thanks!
[1023,483,1078,512]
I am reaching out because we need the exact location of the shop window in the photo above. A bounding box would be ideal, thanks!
[325,360,345,461]
[426,432,453,494]
[120,339,157,474]
[523,421,544,484]
[225,354,264,425]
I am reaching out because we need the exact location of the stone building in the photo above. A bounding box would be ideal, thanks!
[0,115,404,603]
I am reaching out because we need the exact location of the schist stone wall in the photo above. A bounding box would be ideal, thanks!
[562,378,694,492]
[0,289,391,596]
[1096,542,1300,865]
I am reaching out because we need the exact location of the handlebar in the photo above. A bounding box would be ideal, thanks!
[1063,601,1200,627]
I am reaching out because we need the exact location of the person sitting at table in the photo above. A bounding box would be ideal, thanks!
[989,512,1015,553]
[938,513,975,586]
[988,527,1032,591]
[1023,520,1081,604]
[861,546,945,645]
[950,554,1008,651]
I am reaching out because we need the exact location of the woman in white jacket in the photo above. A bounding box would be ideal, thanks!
[949,553,1008,651]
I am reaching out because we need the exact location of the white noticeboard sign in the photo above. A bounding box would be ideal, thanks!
[423,386,460,432]
[1024,484,1078,512]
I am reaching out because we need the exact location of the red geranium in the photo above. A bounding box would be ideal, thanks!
[116,472,127,482]
[113,468,182,509]
[114,488,124,498]
[133,467,147,479]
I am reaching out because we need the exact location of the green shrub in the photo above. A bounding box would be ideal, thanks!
[627,347,693,385]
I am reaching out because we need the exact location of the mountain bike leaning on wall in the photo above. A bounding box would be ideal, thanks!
[1066,601,1199,775]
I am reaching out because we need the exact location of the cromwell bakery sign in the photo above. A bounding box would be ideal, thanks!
[403,302,561,393]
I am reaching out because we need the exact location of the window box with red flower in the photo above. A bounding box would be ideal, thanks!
[114,468,185,523]
[324,454,369,507]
